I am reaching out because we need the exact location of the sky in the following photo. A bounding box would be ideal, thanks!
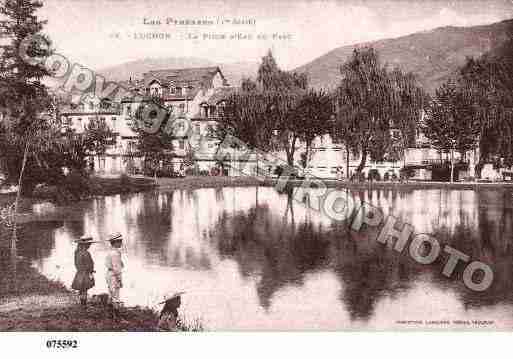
[35,0,513,71]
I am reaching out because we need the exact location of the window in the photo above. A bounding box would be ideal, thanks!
[77,118,82,130]
[195,123,201,134]
[179,140,185,150]
[126,105,132,116]
[179,103,185,114]
[111,117,117,132]
[170,86,176,95]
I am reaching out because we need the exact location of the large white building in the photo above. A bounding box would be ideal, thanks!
[60,66,234,175]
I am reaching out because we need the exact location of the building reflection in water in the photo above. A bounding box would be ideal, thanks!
[11,186,513,329]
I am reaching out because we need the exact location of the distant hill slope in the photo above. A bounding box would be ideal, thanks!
[295,19,513,93]
[97,58,259,87]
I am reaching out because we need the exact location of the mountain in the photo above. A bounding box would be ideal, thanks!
[295,19,513,93]
[97,57,259,87]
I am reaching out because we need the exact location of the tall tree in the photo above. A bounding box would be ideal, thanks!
[423,82,478,182]
[335,48,396,174]
[130,101,174,174]
[218,49,314,170]
[331,97,360,179]
[288,89,333,169]
[458,44,513,177]
[334,48,426,177]
[0,0,54,194]
[83,119,115,158]
[389,68,428,166]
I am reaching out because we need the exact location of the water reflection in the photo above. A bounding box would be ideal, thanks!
[7,186,513,329]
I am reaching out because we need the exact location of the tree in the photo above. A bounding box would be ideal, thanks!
[331,100,360,179]
[423,82,478,182]
[130,101,174,174]
[335,48,396,174]
[334,48,426,178]
[218,50,308,168]
[389,68,428,166]
[83,119,115,157]
[291,89,333,169]
[0,0,55,195]
[458,44,513,177]
[218,50,331,173]
[241,77,257,92]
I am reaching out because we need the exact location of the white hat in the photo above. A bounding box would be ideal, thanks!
[107,232,123,242]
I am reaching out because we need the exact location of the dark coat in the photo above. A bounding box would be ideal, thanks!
[71,248,95,291]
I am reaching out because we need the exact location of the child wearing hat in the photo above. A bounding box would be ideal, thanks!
[71,236,96,306]
[105,232,124,316]
[157,292,185,331]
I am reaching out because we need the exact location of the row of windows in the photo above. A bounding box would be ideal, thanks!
[147,85,191,97]
[125,103,187,116]
[66,117,118,131]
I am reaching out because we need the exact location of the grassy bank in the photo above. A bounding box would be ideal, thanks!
[0,257,200,331]
[155,175,513,191]
[33,175,156,203]
[156,175,271,190]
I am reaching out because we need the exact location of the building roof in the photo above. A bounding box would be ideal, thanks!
[143,66,227,98]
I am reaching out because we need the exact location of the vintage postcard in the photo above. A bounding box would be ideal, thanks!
[1,0,513,340]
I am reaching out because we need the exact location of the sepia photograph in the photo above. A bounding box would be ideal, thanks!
[1,0,513,348]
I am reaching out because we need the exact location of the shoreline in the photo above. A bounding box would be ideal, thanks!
[154,176,513,192]
[3,176,512,208]
[0,256,200,331]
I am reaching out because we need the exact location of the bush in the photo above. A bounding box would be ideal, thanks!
[400,167,415,180]
[59,171,93,201]
[120,173,131,187]
[210,167,221,176]
[368,169,381,181]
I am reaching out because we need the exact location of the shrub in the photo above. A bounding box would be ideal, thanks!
[120,173,131,187]
[60,171,93,201]
[368,169,381,181]
[210,167,220,176]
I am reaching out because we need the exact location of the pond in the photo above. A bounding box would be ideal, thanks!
[6,186,513,330]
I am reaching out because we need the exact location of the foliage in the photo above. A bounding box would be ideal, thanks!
[0,0,56,195]
[457,42,513,175]
[218,49,330,170]
[423,81,479,182]
[424,82,478,155]
[83,119,115,156]
[130,101,174,171]
[332,48,426,176]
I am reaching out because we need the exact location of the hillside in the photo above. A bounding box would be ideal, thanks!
[97,58,259,87]
[295,18,513,93]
